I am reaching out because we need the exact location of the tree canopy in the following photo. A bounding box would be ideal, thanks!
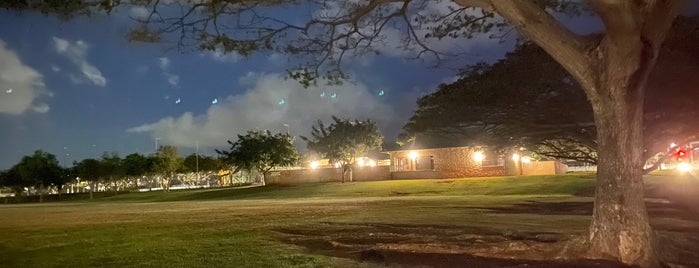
[302,116,383,183]
[403,18,699,167]
[217,130,298,186]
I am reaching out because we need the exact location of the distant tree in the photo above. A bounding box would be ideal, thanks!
[217,130,298,186]
[74,158,103,200]
[123,153,150,177]
[183,154,223,173]
[302,117,383,183]
[100,152,124,195]
[152,145,183,192]
[15,150,63,202]
[0,166,25,200]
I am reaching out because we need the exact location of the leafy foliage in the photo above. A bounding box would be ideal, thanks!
[217,130,298,185]
[151,145,183,191]
[403,20,699,166]
[183,154,223,173]
[302,117,382,182]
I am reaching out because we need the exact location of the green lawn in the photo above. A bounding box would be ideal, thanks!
[1,174,697,267]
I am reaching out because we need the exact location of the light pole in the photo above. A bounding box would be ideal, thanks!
[283,123,290,135]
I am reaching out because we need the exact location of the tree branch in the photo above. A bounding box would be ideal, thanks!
[484,1,595,91]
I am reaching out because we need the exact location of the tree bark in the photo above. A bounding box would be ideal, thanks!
[588,93,654,265]
[584,33,656,266]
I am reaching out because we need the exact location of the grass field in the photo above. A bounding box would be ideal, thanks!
[1,174,698,267]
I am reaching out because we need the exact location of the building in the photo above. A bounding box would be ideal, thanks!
[386,146,567,180]
[266,146,567,185]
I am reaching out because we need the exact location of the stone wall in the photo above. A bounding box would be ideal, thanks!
[388,147,507,179]
[266,165,390,185]
[522,161,568,175]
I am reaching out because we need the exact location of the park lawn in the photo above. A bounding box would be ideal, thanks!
[0,174,697,267]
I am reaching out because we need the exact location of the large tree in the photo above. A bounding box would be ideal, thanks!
[217,130,298,186]
[4,0,692,265]
[302,117,383,183]
[403,22,699,168]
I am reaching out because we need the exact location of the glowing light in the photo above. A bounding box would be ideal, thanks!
[368,160,377,167]
[678,162,692,173]
[358,157,365,167]
[334,162,341,168]
[670,142,677,148]
[409,151,418,160]
[512,153,520,161]
[175,98,181,104]
[472,151,484,163]
[5,88,11,94]
[320,92,326,98]
[278,98,285,105]
[378,90,384,96]
[211,98,218,104]
[310,161,319,169]
[521,156,531,163]
[331,92,337,99]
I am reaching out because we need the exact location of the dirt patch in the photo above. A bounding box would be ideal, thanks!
[275,222,628,267]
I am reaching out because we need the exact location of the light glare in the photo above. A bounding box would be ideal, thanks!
[473,151,484,162]
[678,162,691,173]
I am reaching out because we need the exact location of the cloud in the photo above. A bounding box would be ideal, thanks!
[52,37,107,87]
[31,103,50,113]
[129,6,150,20]
[157,57,180,86]
[127,73,397,149]
[50,64,61,72]
[158,57,170,69]
[0,40,50,115]
[207,48,242,62]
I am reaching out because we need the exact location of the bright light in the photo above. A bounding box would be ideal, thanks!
[472,151,484,163]
[670,142,677,148]
[409,151,418,160]
[358,157,365,167]
[368,160,377,167]
[521,156,531,163]
[310,161,319,169]
[334,162,341,168]
[678,162,692,173]
[512,153,520,161]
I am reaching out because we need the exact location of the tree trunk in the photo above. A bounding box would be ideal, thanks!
[341,166,347,183]
[38,184,44,203]
[585,38,656,266]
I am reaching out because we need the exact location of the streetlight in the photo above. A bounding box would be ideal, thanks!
[154,137,161,152]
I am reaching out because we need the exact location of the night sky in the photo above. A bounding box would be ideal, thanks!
[0,2,696,169]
